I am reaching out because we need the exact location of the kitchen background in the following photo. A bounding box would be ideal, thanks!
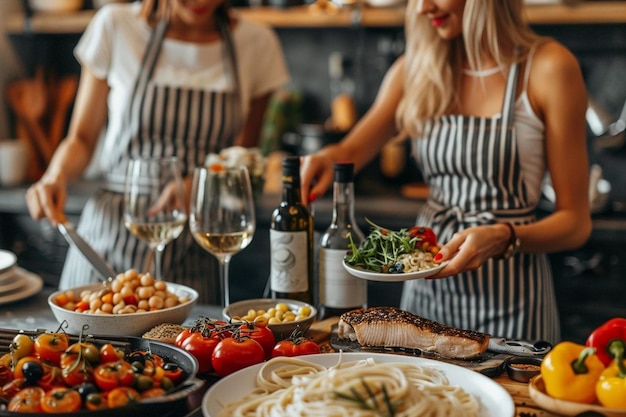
[0,0,625,344]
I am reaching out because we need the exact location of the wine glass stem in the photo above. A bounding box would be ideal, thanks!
[154,245,165,281]
[219,256,232,307]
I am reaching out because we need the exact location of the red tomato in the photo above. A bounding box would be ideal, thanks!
[239,322,276,359]
[99,343,125,363]
[33,332,69,366]
[37,362,65,391]
[0,364,12,386]
[41,387,82,413]
[408,226,438,249]
[107,386,140,408]
[179,332,221,373]
[93,360,135,391]
[271,337,320,358]
[1,378,27,400]
[7,386,45,413]
[60,354,94,386]
[162,362,184,384]
[211,337,265,377]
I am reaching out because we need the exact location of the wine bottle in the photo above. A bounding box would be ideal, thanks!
[318,162,366,319]
[269,156,314,303]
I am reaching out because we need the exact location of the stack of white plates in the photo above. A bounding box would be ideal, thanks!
[0,250,43,305]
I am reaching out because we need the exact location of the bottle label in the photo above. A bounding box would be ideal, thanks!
[270,230,310,293]
[319,248,366,308]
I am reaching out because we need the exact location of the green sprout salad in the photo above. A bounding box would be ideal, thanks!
[345,219,438,274]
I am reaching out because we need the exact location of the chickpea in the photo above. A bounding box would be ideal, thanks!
[148,296,164,310]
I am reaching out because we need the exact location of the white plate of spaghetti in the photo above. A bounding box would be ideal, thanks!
[202,352,514,417]
[343,259,446,282]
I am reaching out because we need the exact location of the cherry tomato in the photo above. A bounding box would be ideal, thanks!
[7,386,45,413]
[13,356,41,380]
[179,332,221,373]
[107,386,140,408]
[141,387,166,399]
[41,387,82,413]
[1,378,27,401]
[271,334,321,358]
[99,343,125,363]
[408,226,438,249]
[34,332,69,366]
[60,354,94,386]
[162,362,184,384]
[65,341,101,366]
[85,392,108,411]
[93,360,135,391]
[37,362,65,391]
[11,333,34,362]
[211,336,265,377]
[0,364,13,386]
[239,322,276,359]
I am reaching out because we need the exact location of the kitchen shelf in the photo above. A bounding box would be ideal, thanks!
[5,1,626,33]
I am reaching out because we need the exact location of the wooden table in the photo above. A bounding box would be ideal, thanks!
[307,317,560,417]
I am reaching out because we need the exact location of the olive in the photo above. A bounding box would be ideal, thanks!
[163,362,180,372]
[21,361,43,384]
[76,382,98,400]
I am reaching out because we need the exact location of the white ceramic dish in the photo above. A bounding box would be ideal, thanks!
[202,352,515,417]
[48,282,198,337]
[0,268,43,305]
[343,259,446,282]
[0,250,17,274]
[223,298,316,340]
[529,375,626,417]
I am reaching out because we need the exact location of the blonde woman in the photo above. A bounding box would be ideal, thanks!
[301,0,590,343]
[26,0,289,304]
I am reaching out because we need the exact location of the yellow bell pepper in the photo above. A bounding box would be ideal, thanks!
[596,339,626,409]
[541,341,605,404]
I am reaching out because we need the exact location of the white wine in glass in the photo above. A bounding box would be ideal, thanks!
[124,157,187,280]
[190,165,256,307]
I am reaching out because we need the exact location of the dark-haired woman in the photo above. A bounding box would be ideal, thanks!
[26,0,289,304]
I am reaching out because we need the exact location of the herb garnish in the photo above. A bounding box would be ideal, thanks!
[333,379,398,417]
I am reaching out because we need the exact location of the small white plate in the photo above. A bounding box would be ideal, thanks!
[343,259,446,282]
[0,268,43,305]
[0,249,17,274]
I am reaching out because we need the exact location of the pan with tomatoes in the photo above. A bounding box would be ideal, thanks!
[0,329,204,417]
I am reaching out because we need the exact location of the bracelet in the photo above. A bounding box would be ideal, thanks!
[497,223,520,260]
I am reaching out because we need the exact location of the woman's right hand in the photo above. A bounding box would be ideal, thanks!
[25,176,68,227]
[300,145,338,206]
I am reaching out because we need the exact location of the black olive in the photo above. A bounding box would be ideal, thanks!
[22,361,43,384]
[76,382,98,400]
[163,362,180,371]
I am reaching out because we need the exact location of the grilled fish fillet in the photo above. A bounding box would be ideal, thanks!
[338,307,490,359]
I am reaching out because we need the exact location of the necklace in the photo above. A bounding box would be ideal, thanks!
[463,65,505,77]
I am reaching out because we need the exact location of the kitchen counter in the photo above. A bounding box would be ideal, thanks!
[5,1,626,33]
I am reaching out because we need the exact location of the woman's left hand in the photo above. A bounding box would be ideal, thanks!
[427,224,512,279]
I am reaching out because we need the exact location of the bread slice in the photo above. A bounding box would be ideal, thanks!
[142,323,186,344]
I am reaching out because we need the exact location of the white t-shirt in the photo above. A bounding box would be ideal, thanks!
[75,2,289,175]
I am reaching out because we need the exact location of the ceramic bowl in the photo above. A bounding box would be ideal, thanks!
[48,282,198,337]
[505,356,542,383]
[223,298,316,340]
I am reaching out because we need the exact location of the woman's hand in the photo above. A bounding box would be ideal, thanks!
[299,145,338,206]
[25,176,68,227]
[428,223,512,279]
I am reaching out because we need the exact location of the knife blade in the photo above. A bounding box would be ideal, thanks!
[57,221,117,281]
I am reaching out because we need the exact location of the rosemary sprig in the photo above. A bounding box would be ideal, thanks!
[333,379,398,417]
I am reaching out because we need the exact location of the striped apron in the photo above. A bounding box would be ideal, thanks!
[60,20,242,305]
[401,60,560,343]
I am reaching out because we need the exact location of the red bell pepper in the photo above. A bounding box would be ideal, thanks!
[586,317,626,367]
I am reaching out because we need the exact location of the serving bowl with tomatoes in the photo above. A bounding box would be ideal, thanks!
[0,328,203,416]
[48,281,198,337]
[223,298,316,341]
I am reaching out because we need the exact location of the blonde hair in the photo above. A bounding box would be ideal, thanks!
[397,0,543,137]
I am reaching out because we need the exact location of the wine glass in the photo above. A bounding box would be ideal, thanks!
[189,165,256,307]
[123,157,187,281]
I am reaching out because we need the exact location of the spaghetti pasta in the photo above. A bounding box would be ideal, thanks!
[217,355,480,417]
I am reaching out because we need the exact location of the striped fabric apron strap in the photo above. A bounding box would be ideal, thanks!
[103,18,169,191]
